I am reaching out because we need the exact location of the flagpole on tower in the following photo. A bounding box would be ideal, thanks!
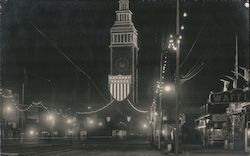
[234,34,239,89]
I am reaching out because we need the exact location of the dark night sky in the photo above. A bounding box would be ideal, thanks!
[1,0,249,113]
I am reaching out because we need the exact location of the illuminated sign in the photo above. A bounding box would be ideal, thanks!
[212,114,227,122]
[210,89,250,104]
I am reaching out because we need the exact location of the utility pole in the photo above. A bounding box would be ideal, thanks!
[175,0,180,155]
[20,82,24,143]
[20,68,27,143]
[158,52,163,149]
[0,0,8,153]
[152,83,158,146]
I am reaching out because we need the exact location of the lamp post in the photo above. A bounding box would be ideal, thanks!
[66,118,73,144]
[158,82,163,150]
[1,1,8,151]
[157,43,166,149]
[47,114,55,137]
[20,68,28,143]
[156,80,173,149]
[46,79,55,110]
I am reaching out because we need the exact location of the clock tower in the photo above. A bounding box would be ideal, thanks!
[109,0,138,104]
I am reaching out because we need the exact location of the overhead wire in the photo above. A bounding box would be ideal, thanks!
[180,26,204,68]
[182,62,204,79]
[181,61,209,82]
[30,22,109,102]
[181,49,208,78]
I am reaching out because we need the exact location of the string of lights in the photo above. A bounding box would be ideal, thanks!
[13,101,49,112]
[13,104,33,112]
[39,103,49,110]
[3,95,68,117]
[31,101,42,105]
[76,99,114,115]
[127,99,148,113]
[61,113,68,118]
[3,92,147,118]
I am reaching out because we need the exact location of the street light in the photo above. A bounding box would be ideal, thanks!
[127,116,131,122]
[181,25,184,30]
[142,123,148,129]
[6,105,12,113]
[154,112,158,116]
[66,118,72,124]
[89,119,94,125]
[245,1,249,8]
[29,130,34,136]
[87,118,95,126]
[46,113,55,135]
[47,114,54,121]
[183,12,187,17]
[164,85,173,92]
[98,122,103,127]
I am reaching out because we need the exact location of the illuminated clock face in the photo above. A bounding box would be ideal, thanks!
[115,57,129,72]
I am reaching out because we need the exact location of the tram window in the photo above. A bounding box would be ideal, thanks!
[214,123,218,128]
[214,122,223,129]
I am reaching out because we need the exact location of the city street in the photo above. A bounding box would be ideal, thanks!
[2,138,249,156]
[0,0,249,155]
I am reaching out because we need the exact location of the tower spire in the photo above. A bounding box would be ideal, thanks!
[110,0,138,49]
[118,0,130,11]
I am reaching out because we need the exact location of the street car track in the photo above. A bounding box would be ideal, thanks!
[3,143,81,156]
